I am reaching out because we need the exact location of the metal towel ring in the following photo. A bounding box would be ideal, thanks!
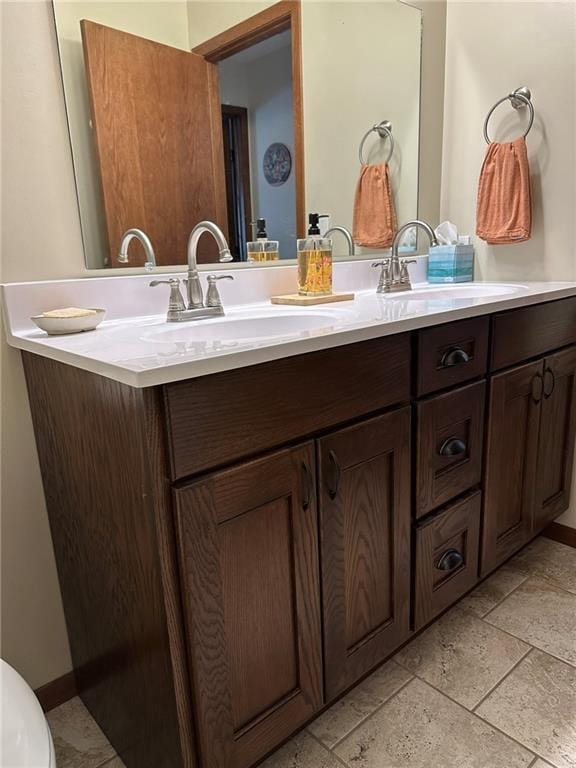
[359,120,394,165]
[483,86,534,144]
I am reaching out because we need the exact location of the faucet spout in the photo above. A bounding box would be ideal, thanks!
[383,219,438,293]
[117,228,157,271]
[324,226,356,256]
[186,221,233,308]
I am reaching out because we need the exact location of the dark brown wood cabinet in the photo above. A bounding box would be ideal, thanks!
[416,381,485,518]
[318,409,411,700]
[21,295,576,768]
[534,346,576,531]
[174,443,323,768]
[414,491,481,629]
[482,360,542,575]
[483,345,576,575]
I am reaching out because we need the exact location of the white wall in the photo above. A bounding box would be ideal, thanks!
[439,0,576,528]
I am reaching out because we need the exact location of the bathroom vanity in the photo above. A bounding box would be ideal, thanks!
[5,278,576,768]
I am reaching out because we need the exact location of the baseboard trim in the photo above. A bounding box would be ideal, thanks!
[544,521,576,549]
[35,670,77,713]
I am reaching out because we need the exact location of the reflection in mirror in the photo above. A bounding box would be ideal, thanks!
[52,0,422,269]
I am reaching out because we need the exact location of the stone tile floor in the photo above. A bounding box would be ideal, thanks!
[48,536,575,768]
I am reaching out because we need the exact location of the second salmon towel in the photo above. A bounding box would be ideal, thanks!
[476,137,532,245]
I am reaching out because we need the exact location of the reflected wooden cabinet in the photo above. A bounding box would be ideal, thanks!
[174,442,323,768]
[318,408,412,700]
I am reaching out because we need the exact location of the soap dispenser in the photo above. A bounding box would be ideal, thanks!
[297,214,332,295]
[246,218,279,262]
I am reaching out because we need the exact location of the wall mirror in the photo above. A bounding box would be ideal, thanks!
[52,0,423,269]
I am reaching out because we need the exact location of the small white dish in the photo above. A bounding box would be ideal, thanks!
[31,309,106,335]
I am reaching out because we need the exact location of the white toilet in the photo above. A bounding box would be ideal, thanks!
[1,660,56,767]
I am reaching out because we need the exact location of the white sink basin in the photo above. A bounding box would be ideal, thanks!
[140,311,346,344]
[397,283,525,301]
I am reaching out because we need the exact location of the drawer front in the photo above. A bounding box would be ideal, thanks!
[416,317,489,396]
[414,492,481,630]
[416,381,486,518]
[491,296,576,371]
[164,334,411,479]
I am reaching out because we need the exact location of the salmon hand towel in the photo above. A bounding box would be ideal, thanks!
[476,137,532,244]
[353,163,397,248]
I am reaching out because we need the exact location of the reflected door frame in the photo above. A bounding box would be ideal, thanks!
[193,0,306,239]
[222,105,252,260]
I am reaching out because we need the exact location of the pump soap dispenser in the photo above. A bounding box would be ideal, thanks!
[246,219,279,262]
[270,212,355,306]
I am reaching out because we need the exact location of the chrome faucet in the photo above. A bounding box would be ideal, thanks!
[372,219,438,293]
[186,221,233,308]
[117,228,157,271]
[150,221,234,322]
[324,226,355,256]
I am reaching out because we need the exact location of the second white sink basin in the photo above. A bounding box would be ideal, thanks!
[141,311,346,344]
[398,283,525,300]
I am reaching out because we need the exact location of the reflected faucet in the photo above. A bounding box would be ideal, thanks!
[324,226,355,256]
[117,228,157,271]
[150,220,234,322]
[373,219,438,293]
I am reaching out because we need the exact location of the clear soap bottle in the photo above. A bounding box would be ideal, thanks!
[297,213,332,295]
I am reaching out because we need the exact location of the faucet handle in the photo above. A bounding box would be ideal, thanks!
[206,274,234,308]
[371,260,391,294]
[150,278,186,313]
[399,259,417,286]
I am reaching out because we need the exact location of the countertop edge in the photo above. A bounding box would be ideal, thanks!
[7,285,576,388]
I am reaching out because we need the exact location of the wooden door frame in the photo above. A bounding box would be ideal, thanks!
[193,1,305,238]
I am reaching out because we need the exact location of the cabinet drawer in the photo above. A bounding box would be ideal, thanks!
[414,492,481,630]
[415,381,485,518]
[416,317,489,396]
[491,296,576,371]
[164,334,410,479]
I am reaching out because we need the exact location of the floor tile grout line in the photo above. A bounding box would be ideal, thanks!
[472,646,534,713]
[481,571,534,620]
[475,572,531,619]
[305,728,352,768]
[411,677,542,761]
[314,674,416,753]
[480,587,576,669]
[483,571,576,622]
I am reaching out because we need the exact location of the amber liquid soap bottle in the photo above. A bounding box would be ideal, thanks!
[297,214,333,295]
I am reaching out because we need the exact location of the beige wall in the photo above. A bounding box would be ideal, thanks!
[1,0,87,688]
[439,0,576,527]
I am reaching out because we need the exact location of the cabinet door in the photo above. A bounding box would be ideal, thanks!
[482,360,543,576]
[318,408,411,701]
[534,346,576,531]
[174,443,322,768]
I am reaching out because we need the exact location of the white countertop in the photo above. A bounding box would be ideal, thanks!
[3,263,576,388]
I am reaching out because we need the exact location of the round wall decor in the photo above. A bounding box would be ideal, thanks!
[263,143,292,186]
